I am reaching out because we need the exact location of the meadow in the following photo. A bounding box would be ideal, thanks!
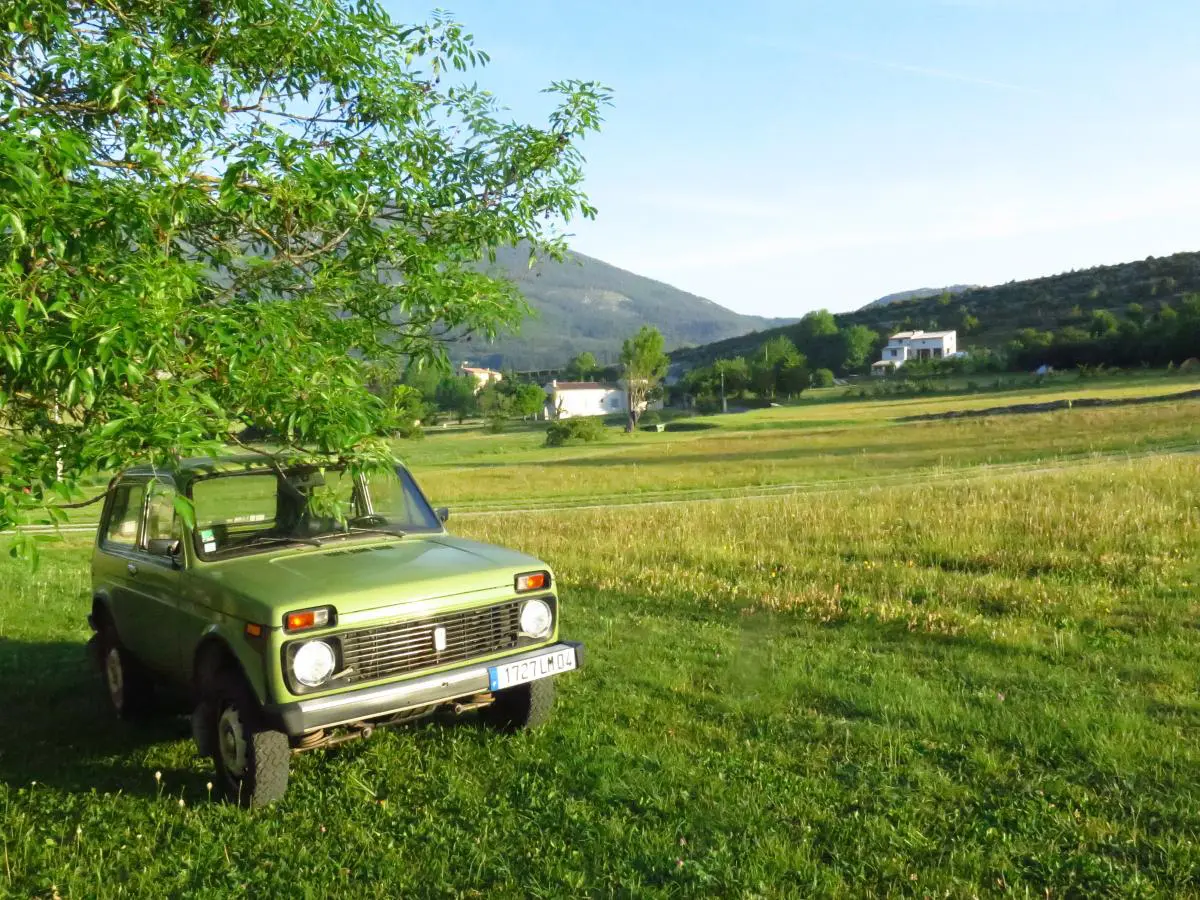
[1,375,1198,897]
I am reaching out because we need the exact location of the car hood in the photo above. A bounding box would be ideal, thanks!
[195,534,547,624]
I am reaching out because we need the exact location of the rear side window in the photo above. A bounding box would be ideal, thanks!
[103,483,146,548]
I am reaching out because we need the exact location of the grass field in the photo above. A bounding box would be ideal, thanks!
[2,380,1199,897]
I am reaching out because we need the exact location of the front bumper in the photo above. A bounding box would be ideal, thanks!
[264,640,584,735]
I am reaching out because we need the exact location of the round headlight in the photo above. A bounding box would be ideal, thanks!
[292,640,336,688]
[519,598,553,638]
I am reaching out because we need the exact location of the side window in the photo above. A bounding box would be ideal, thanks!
[103,483,146,549]
[142,481,181,556]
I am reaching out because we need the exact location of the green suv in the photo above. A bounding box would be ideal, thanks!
[88,457,581,806]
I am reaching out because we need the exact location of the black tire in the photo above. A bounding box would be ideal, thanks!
[485,678,556,731]
[206,669,290,808]
[97,625,155,719]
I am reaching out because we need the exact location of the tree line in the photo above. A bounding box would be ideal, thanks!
[1005,296,1200,371]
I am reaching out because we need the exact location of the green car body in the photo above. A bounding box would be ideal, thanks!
[88,457,581,805]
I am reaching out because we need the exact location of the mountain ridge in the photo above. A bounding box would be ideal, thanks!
[455,246,793,370]
[862,285,978,310]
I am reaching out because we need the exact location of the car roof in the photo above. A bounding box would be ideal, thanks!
[117,456,385,479]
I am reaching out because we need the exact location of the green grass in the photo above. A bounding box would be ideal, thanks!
[2,383,1200,896]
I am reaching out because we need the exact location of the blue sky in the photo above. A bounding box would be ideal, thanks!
[392,1,1200,317]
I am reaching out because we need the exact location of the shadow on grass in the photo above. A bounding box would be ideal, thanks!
[0,637,209,799]
[0,638,544,801]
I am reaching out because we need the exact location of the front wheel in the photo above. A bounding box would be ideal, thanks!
[484,679,556,731]
[205,670,290,808]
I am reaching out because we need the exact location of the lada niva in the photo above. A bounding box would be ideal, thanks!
[88,457,581,806]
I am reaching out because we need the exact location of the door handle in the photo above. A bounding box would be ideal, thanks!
[126,562,138,576]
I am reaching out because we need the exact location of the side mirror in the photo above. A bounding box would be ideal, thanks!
[435,507,450,524]
[146,537,184,565]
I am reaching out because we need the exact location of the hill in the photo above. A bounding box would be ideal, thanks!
[672,250,1200,368]
[861,285,977,310]
[453,246,792,370]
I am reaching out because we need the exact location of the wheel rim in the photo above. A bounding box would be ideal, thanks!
[218,705,249,778]
[105,647,124,709]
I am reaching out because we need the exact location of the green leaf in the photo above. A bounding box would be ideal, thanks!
[172,495,196,530]
[12,295,26,331]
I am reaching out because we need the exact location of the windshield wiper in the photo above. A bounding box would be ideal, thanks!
[241,534,325,549]
[335,527,406,540]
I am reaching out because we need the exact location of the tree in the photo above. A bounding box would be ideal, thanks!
[750,336,802,400]
[564,351,599,381]
[712,357,750,401]
[435,377,479,424]
[511,383,548,420]
[776,359,811,398]
[620,326,669,431]
[795,309,838,343]
[811,368,835,388]
[838,325,879,372]
[956,306,980,334]
[1089,310,1119,337]
[0,2,609,549]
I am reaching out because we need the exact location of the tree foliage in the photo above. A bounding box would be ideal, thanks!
[0,1,610,542]
[435,377,479,425]
[564,351,599,381]
[620,326,668,430]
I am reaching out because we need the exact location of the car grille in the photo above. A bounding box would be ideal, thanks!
[337,599,525,685]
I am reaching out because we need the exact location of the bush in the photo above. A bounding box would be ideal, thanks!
[811,368,835,388]
[545,417,608,447]
[638,409,661,426]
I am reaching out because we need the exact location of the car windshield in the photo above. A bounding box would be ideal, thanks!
[190,465,441,558]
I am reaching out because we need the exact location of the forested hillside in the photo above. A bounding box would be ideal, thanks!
[674,250,1200,369]
[455,246,792,369]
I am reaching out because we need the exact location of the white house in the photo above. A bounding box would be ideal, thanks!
[459,363,503,393]
[543,380,663,419]
[871,330,958,373]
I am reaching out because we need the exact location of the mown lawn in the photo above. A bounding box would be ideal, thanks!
[2,447,1198,896]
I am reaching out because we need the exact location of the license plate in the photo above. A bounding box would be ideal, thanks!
[488,647,577,691]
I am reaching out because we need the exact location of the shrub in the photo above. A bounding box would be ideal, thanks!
[811,368,835,388]
[545,417,608,447]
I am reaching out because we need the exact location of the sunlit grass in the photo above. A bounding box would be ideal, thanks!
[2,375,1199,895]
[415,401,1200,509]
[2,453,1198,895]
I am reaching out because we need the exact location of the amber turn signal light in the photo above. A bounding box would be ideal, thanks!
[515,571,550,593]
[283,606,333,632]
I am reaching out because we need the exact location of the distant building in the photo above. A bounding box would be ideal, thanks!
[871,330,959,374]
[459,363,503,393]
[544,380,663,419]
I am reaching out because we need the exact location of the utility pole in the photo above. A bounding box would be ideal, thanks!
[720,368,727,414]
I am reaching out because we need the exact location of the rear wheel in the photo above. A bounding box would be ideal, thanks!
[97,625,155,719]
[205,669,290,808]
[484,679,556,731]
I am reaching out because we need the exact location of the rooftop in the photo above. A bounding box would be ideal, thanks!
[889,329,957,340]
[547,380,616,391]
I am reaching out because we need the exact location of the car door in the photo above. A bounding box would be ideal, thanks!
[101,479,155,661]
[124,477,189,675]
